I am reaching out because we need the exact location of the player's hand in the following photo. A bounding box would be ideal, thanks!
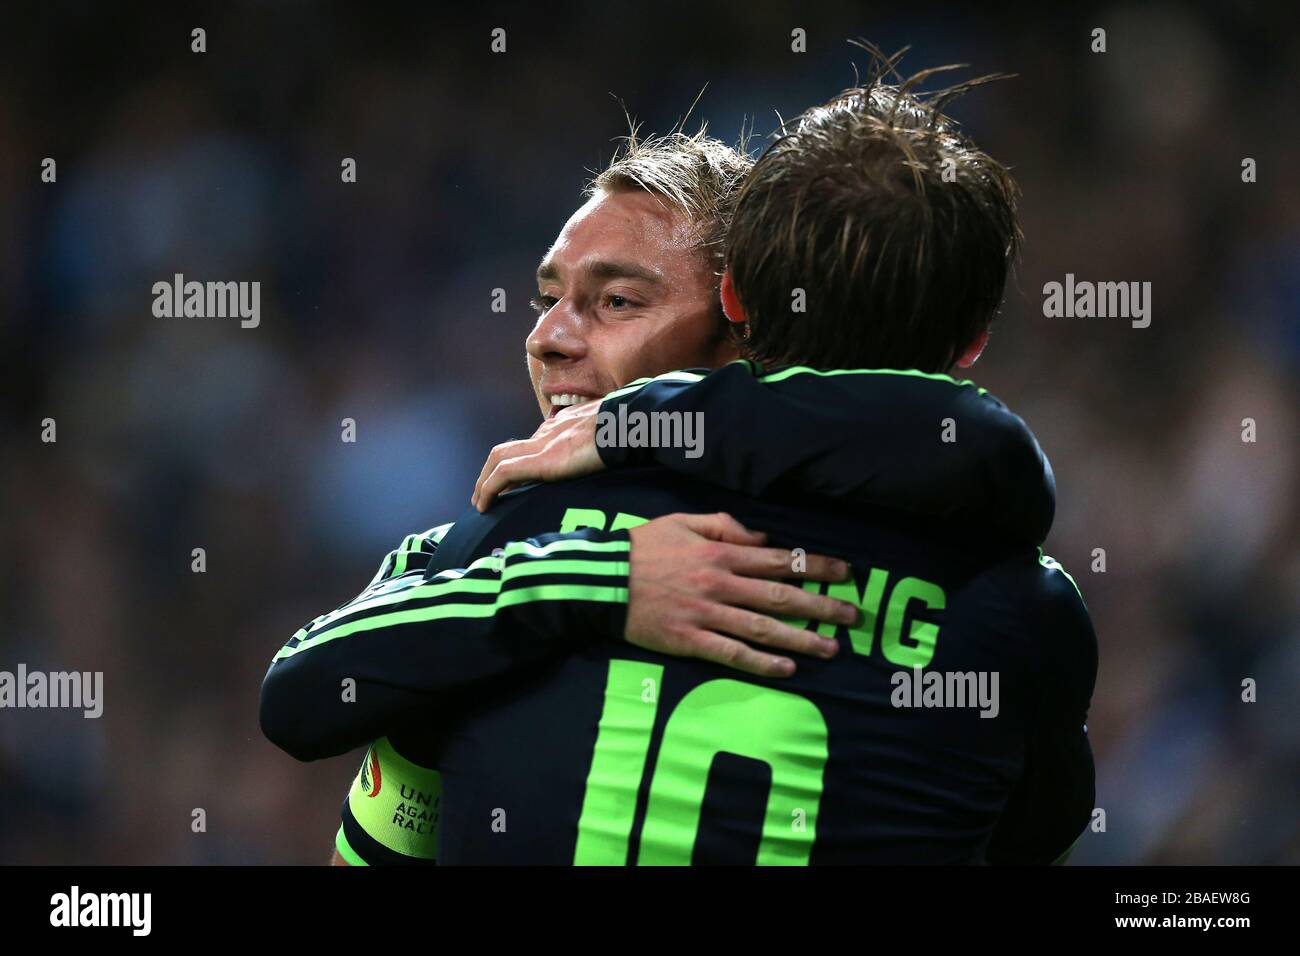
[472,401,604,512]
[624,513,858,678]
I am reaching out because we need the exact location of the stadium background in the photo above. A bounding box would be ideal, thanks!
[1,1,1296,864]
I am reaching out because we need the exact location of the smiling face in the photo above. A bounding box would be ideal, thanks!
[526,187,739,418]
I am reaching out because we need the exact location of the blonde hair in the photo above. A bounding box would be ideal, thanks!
[588,125,753,285]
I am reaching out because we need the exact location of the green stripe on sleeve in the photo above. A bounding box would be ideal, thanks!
[391,534,419,576]
[282,537,631,649]
[272,534,631,662]
[275,583,628,660]
[292,535,631,639]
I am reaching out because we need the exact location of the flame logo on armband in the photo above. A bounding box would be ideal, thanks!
[359,746,383,798]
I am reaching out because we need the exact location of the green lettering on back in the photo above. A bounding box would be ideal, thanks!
[881,577,945,668]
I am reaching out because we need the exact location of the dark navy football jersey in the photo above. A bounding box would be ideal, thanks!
[264,365,1094,865]
[411,462,1094,865]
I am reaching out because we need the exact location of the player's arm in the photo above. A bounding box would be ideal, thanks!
[366,522,456,585]
[985,555,1098,865]
[474,361,1055,544]
[260,526,632,761]
[260,514,858,761]
[332,737,442,866]
[289,526,456,865]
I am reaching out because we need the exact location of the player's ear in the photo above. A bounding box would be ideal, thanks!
[720,270,748,326]
[955,326,990,368]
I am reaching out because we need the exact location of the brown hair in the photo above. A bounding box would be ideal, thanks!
[727,46,1021,373]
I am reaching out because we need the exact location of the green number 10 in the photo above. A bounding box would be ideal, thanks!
[574,659,829,865]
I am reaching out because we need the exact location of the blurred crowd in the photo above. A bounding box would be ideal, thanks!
[1,2,1296,863]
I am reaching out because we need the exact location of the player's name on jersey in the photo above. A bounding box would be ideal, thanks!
[0,664,102,717]
[595,404,704,459]
[789,569,946,669]
[566,506,951,672]
[150,273,261,328]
